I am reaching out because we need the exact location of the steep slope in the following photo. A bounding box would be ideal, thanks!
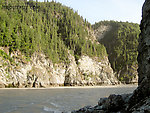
[0,0,106,63]
[0,0,119,87]
[93,21,140,83]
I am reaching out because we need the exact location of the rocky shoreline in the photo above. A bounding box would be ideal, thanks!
[0,84,137,89]
[0,48,120,88]
[0,47,139,88]
[72,94,132,113]
[72,90,150,113]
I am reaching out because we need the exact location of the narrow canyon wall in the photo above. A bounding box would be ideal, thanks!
[138,0,150,86]
[128,0,150,110]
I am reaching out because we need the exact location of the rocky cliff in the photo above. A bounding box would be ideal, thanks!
[0,47,119,88]
[128,0,150,111]
[73,0,150,112]
[94,24,112,41]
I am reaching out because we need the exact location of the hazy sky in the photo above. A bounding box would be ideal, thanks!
[39,0,145,24]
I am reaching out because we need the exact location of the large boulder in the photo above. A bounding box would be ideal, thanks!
[72,94,132,113]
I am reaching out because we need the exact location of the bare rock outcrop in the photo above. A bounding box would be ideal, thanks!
[94,25,112,41]
[0,49,119,88]
[78,56,118,85]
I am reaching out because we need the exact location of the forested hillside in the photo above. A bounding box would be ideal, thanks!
[93,21,140,83]
[0,0,106,64]
[0,0,139,86]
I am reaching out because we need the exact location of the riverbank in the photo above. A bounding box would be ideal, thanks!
[0,84,137,89]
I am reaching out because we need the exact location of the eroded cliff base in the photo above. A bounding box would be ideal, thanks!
[0,47,119,88]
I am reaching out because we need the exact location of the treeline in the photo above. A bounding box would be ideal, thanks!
[0,0,107,63]
[93,21,140,81]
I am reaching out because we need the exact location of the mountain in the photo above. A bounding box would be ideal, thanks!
[93,21,140,83]
[0,0,119,87]
[0,0,107,63]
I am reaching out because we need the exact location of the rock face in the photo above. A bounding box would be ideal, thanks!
[138,0,150,92]
[0,48,119,88]
[128,0,150,109]
[78,56,118,85]
[94,25,112,41]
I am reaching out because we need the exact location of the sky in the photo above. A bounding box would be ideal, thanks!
[38,0,145,24]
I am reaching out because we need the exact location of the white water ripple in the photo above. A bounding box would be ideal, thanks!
[50,102,60,108]
[43,106,61,113]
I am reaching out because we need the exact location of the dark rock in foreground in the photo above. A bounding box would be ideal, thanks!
[72,94,150,113]
[72,94,131,113]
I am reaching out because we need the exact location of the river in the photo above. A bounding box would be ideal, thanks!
[0,85,137,113]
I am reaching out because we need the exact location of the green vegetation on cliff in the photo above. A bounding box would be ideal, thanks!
[0,0,107,63]
[93,21,140,82]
